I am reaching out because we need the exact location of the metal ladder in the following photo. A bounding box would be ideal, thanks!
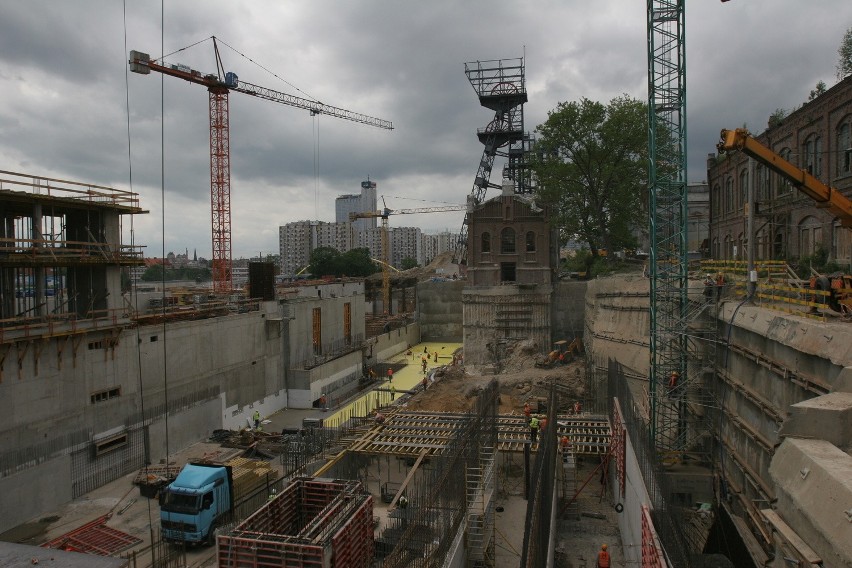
[560,448,580,520]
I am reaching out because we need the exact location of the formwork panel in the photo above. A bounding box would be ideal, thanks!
[217,534,325,567]
[218,477,372,568]
[331,495,374,568]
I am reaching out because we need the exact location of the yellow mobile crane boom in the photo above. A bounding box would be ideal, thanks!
[717,128,852,227]
[718,128,852,314]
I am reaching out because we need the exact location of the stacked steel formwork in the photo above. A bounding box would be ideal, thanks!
[217,478,373,568]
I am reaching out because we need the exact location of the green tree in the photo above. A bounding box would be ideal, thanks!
[339,248,379,277]
[531,95,647,263]
[308,247,342,277]
[400,257,419,270]
[837,26,852,81]
[139,265,211,282]
[308,247,378,277]
[767,108,787,129]
[808,81,827,101]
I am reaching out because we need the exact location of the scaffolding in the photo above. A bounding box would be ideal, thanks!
[0,169,145,330]
[646,0,689,453]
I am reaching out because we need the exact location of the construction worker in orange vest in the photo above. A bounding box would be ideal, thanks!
[597,543,610,568]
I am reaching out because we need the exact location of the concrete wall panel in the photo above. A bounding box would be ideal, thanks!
[147,397,221,462]
[616,433,653,568]
[769,438,852,567]
[417,280,464,341]
[551,281,587,341]
[0,454,72,533]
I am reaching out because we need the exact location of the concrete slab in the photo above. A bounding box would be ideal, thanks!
[780,391,852,451]
[0,541,129,567]
[769,437,852,567]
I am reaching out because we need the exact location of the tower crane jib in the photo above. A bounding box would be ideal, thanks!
[129,40,392,293]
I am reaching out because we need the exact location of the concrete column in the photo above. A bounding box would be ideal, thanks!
[33,203,45,316]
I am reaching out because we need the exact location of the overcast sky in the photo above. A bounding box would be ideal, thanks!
[1,1,849,259]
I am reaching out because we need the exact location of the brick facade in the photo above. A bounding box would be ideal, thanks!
[466,194,556,286]
[707,75,852,264]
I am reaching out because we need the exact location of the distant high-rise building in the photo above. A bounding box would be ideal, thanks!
[336,180,378,232]
[279,221,314,276]
[417,230,459,267]
[357,227,384,265]
[390,227,421,268]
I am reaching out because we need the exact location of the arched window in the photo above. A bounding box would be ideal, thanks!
[713,183,721,216]
[774,231,785,259]
[481,232,491,253]
[756,164,770,201]
[526,231,536,252]
[803,135,822,178]
[798,215,821,257]
[500,228,516,253]
[725,177,733,213]
[838,120,851,177]
[777,148,793,195]
[739,169,748,209]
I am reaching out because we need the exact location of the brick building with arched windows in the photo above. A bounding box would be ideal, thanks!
[707,75,852,264]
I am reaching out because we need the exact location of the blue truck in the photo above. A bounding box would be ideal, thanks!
[159,463,234,545]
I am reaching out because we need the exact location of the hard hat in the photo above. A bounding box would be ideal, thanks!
[706,274,712,278]
[271,489,277,494]
[601,543,607,550]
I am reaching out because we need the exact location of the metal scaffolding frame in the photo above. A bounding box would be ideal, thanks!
[647,0,689,452]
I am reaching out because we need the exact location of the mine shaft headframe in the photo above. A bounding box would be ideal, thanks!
[465,58,529,110]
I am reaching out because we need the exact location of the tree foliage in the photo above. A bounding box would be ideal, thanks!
[808,81,827,101]
[767,108,787,129]
[531,95,647,260]
[308,247,378,277]
[837,26,852,81]
[140,265,211,282]
[401,257,419,270]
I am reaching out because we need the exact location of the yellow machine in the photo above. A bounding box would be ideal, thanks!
[717,128,852,313]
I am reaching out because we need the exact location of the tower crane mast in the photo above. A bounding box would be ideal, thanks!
[129,38,393,293]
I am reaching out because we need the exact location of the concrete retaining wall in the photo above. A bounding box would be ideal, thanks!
[371,323,420,363]
[417,280,464,341]
[615,431,653,568]
[552,280,587,340]
[769,437,852,567]
[0,455,72,533]
[147,397,222,463]
[287,350,363,409]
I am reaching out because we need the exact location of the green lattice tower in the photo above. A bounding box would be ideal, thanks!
[647,0,688,452]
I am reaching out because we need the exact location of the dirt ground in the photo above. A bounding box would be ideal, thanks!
[403,339,587,415]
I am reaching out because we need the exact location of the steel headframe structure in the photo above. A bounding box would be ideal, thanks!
[455,58,533,263]
[646,0,689,451]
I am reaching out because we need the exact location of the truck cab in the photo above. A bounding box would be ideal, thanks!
[159,463,233,545]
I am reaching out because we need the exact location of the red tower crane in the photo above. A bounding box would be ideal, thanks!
[129,38,393,293]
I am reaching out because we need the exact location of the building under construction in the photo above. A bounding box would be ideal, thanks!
[2,65,852,568]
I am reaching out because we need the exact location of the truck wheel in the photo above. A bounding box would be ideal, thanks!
[205,525,219,547]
